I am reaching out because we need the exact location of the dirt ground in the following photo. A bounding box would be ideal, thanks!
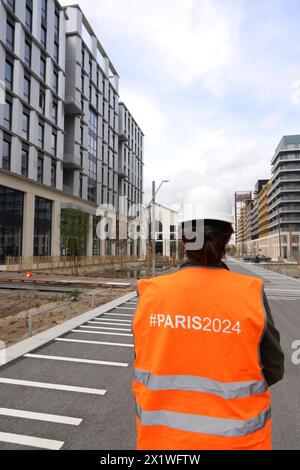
[0,286,133,348]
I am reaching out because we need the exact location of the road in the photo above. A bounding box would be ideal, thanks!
[0,259,299,449]
[227,258,300,450]
[0,298,137,450]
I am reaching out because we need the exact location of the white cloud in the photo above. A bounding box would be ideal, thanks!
[61,0,241,86]
[60,0,299,211]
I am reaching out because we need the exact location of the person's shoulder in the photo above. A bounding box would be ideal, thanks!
[226,269,263,289]
[136,271,178,294]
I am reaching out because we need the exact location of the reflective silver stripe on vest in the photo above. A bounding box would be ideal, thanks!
[134,369,268,399]
[136,405,271,437]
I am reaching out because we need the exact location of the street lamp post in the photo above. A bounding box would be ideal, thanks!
[147,179,170,277]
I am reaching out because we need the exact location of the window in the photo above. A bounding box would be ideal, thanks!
[54,41,59,62]
[79,174,83,198]
[22,108,30,140]
[89,85,92,101]
[24,73,31,103]
[0,187,23,264]
[51,159,56,187]
[52,100,58,123]
[89,57,92,77]
[21,145,29,177]
[82,48,85,68]
[37,154,44,183]
[41,25,47,48]
[81,73,84,93]
[6,18,14,51]
[39,87,46,113]
[34,196,52,256]
[54,9,60,37]
[41,0,47,21]
[40,55,46,81]
[3,96,12,130]
[38,120,44,148]
[25,0,33,30]
[7,0,15,11]
[24,38,32,67]
[51,132,57,155]
[80,125,84,145]
[53,69,58,93]
[2,136,11,171]
[5,56,13,91]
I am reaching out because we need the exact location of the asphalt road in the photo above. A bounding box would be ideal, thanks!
[227,258,300,450]
[0,259,299,450]
[0,301,137,450]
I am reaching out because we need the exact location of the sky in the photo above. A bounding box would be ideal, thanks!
[60,0,300,211]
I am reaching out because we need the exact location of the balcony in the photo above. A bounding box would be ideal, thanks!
[118,166,128,180]
[118,129,128,143]
[272,165,300,180]
[272,155,300,172]
[63,141,81,169]
[64,90,82,116]
[271,144,300,165]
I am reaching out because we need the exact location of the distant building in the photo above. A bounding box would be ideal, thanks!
[235,135,300,261]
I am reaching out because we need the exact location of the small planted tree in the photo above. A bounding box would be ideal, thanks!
[61,209,89,275]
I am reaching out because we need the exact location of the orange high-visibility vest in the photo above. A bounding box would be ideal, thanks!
[132,267,271,450]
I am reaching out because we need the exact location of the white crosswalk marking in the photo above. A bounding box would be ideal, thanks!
[0,431,64,450]
[24,353,128,367]
[55,338,134,347]
[0,377,107,395]
[82,324,132,331]
[0,407,82,425]
[72,329,133,337]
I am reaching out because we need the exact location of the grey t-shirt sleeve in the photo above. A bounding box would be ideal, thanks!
[260,291,285,386]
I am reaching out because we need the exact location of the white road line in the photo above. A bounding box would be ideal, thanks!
[55,338,134,348]
[115,307,136,310]
[88,320,133,327]
[0,431,64,450]
[0,377,106,395]
[94,318,132,323]
[83,324,132,331]
[0,407,82,426]
[72,329,133,337]
[24,353,128,368]
[104,313,133,317]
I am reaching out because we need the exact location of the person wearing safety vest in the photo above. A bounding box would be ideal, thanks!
[132,185,284,450]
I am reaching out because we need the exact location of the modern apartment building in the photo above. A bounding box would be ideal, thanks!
[258,180,271,238]
[0,0,144,265]
[236,135,300,260]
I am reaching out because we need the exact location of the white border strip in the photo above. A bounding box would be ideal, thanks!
[55,338,134,348]
[72,329,133,337]
[0,431,64,450]
[104,313,133,317]
[24,353,128,367]
[0,407,82,425]
[82,324,131,331]
[87,321,133,327]
[0,377,106,395]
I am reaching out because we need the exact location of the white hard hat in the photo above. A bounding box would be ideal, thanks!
[178,185,234,225]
